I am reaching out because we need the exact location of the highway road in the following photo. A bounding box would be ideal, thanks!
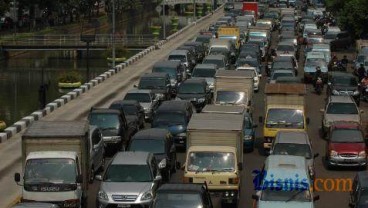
[0,5,366,208]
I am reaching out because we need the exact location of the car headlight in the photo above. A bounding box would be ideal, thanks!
[332,90,339,95]
[158,158,167,169]
[359,151,366,158]
[244,135,252,141]
[141,191,153,201]
[98,190,108,201]
[353,90,360,96]
[197,98,205,103]
[330,150,338,157]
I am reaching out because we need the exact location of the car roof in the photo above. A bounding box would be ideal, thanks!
[357,171,368,188]
[111,151,151,165]
[275,131,310,144]
[169,49,189,56]
[127,89,152,94]
[331,121,361,129]
[153,60,181,68]
[204,54,225,60]
[90,108,120,115]
[157,100,190,111]
[328,71,355,78]
[265,155,308,182]
[132,128,170,140]
[141,72,168,78]
[329,95,355,103]
[181,79,207,85]
[194,64,218,70]
[157,183,205,193]
[110,100,140,106]
[188,113,243,131]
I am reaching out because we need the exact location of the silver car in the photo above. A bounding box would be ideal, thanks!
[88,126,105,183]
[321,95,363,137]
[96,151,162,208]
[270,130,319,179]
[124,89,159,121]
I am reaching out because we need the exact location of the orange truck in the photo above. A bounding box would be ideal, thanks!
[243,2,259,20]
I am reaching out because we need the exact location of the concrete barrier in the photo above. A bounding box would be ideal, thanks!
[0,7,223,143]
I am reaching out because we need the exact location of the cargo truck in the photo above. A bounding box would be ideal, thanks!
[243,2,259,20]
[217,26,241,49]
[182,113,244,206]
[14,121,90,208]
[258,83,309,152]
[214,70,254,110]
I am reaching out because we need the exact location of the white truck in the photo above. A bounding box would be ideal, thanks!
[183,113,244,206]
[14,121,90,208]
[214,70,254,110]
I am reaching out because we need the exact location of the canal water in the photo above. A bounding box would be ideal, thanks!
[0,14,190,126]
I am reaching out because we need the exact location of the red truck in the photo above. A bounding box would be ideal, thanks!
[242,2,259,20]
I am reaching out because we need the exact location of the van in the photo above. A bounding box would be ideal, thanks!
[152,60,185,94]
[152,100,193,149]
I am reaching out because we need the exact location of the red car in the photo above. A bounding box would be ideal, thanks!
[325,121,367,169]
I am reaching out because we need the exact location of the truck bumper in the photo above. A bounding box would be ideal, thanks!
[210,190,239,205]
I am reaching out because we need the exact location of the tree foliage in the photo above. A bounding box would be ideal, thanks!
[326,0,368,38]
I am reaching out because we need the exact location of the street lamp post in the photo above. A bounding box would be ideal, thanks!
[112,0,116,68]
[80,34,95,82]
[163,1,166,39]
[193,0,196,22]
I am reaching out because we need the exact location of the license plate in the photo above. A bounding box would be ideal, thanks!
[118,205,130,208]
[344,159,353,162]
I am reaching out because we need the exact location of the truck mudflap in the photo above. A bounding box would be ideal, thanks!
[210,190,239,204]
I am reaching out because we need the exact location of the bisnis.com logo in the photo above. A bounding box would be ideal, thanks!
[252,169,352,192]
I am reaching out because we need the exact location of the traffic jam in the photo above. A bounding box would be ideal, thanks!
[11,0,368,208]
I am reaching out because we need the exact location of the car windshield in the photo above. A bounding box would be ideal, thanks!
[203,58,225,68]
[153,113,186,126]
[129,139,165,154]
[187,152,235,172]
[139,78,166,89]
[324,33,337,39]
[261,189,312,202]
[273,143,312,159]
[216,91,248,105]
[152,67,177,79]
[168,55,186,62]
[266,109,304,129]
[24,158,77,184]
[277,45,294,51]
[195,36,210,43]
[192,68,216,78]
[332,76,357,86]
[153,193,202,208]
[326,103,358,114]
[178,83,205,94]
[331,129,363,143]
[89,113,120,129]
[249,32,266,38]
[104,164,152,182]
[123,105,137,115]
[306,59,326,67]
[124,93,152,103]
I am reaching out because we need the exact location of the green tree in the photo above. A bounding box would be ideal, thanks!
[0,0,11,17]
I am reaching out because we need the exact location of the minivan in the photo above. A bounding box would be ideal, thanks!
[168,49,195,74]
[136,72,172,100]
[152,100,193,149]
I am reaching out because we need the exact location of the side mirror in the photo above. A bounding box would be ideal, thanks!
[154,175,162,181]
[320,109,325,113]
[313,195,320,201]
[76,175,83,183]
[259,116,263,123]
[252,194,260,200]
[133,84,138,88]
[238,162,243,171]
[14,173,20,183]
[306,117,310,125]
[314,153,320,158]
[95,175,103,181]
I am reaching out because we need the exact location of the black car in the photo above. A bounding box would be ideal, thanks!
[152,183,213,208]
[136,72,172,100]
[152,100,193,149]
[176,79,211,112]
[327,72,360,106]
[109,100,145,129]
[127,128,177,182]
[184,41,207,63]
[152,60,186,95]
[88,108,130,154]
[349,171,368,208]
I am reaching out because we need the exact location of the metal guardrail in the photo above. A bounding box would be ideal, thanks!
[0,34,157,50]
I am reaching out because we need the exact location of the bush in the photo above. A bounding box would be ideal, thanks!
[58,71,82,83]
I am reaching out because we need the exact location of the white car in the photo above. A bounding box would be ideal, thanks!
[236,65,261,92]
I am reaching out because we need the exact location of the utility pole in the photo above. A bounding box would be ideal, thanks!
[112,0,116,68]
[194,0,196,22]
[163,1,166,39]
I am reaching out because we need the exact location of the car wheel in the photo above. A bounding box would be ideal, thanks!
[89,167,95,184]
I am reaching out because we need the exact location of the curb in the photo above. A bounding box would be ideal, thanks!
[0,9,221,143]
